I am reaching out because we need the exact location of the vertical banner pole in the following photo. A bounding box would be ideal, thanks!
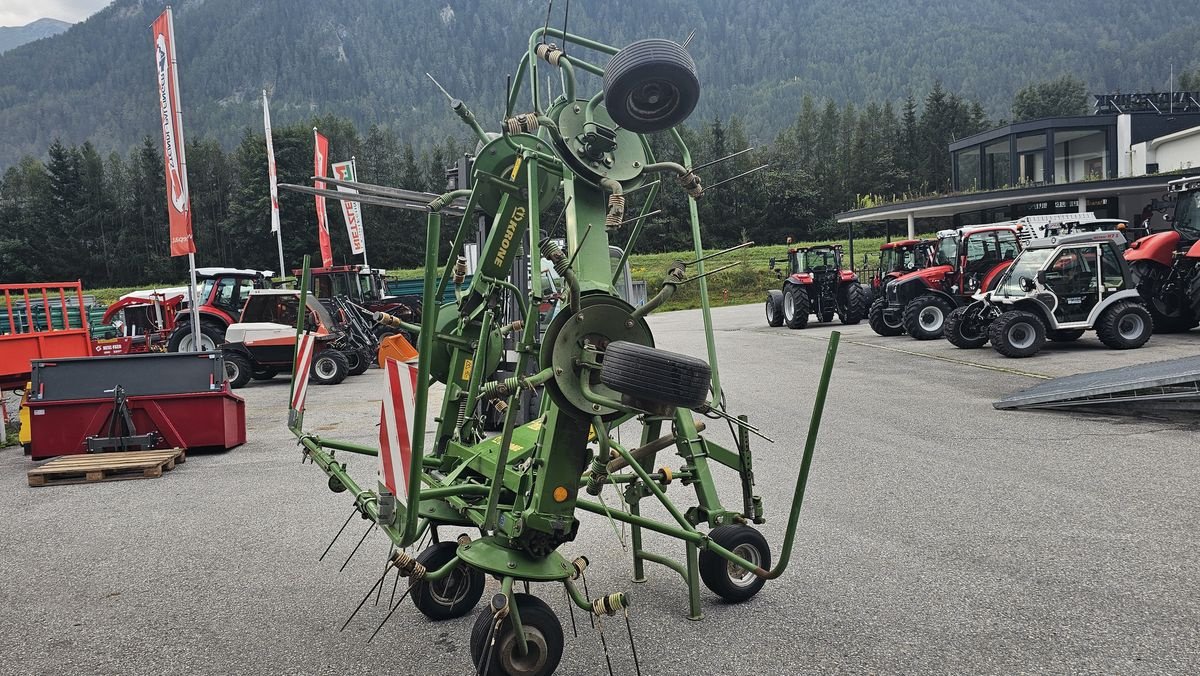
[263,89,286,282]
[187,252,201,349]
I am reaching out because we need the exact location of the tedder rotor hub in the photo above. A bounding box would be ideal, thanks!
[472,134,559,217]
[426,301,504,386]
[539,294,653,421]
[548,99,648,186]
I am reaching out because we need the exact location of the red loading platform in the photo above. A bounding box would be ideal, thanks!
[26,352,246,460]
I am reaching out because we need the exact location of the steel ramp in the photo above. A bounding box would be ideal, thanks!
[995,355,1200,412]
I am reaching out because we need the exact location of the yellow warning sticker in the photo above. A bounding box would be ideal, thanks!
[461,358,473,382]
[510,156,523,181]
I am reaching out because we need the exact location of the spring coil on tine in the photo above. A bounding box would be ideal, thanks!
[605,194,625,229]
[678,171,703,198]
[591,592,626,617]
[535,42,563,66]
[539,239,570,277]
[480,374,524,400]
[503,113,539,135]
[390,549,427,579]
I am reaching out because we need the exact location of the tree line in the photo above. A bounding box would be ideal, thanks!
[0,79,1082,287]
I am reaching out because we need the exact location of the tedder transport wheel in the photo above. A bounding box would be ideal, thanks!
[1048,329,1085,342]
[251,367,279,381]
[222,353,253,389]
[838,282,867,325]
[902,294,954,340]
[783,285,810,329]
[989,310,1046,358]
[168,323,224,352]
[699,524,771,602]
[411,542,486,621]
[868,298,904,336]
[765,290,784,327]
[944,306,988,349]
[471,593,563,676]
[603,39,700,134]
[1095,300,1153,350]
[600,341,711,409]
[310,349,350,385]
[345,349,371,376]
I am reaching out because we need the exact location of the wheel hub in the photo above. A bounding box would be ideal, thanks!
[919,307,943,331]
[498,626,549,675]
[1007,324,1035,349]
[314,356,336,378]
[1118,314,1144,339]
[727,543,762,589]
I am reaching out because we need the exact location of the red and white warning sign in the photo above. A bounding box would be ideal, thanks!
[378,358,419,498]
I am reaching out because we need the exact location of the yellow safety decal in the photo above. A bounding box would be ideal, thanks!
[461,358,473,382]
[510,156,522,181]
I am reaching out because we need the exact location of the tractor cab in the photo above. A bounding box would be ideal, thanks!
[167,268,274,352]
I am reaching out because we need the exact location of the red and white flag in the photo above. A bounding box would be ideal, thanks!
[263,90,280,234]
[313,129,333,268]
[378,358,419,498]
[151,8,195,257]
[331,160,366,255]
[291,333,316,412]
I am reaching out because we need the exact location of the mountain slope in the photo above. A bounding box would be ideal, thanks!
[0,0,1196,168]
[0,17,70,54]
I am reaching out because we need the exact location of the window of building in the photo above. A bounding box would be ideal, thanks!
[983,140,1011,190]
[1016,133,1045,185]
[1053,129,1108,183]
[955,148,981,191]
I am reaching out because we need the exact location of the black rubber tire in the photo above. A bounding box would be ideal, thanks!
[346,349,371,376]
[989,310,1046,358]
[783,285,810,329]
[167,323,225,352]
[838,282,868,325]
[410,542,486,621]
[868,298,905,336]
[944,306,989,349]
[699,524,771,603]
[1095,300,1153,349]
[1130,260,1197,333]
[599,341,711,409]
[251,367,279,381]
[471,593,563,676]
[1048,329,1085,343]
[310,349,350,385]
[221,352,253,389]
[902,294,954,340]
[765,290,784,327]
[603,39,700,133]
[1188,266,1200,323]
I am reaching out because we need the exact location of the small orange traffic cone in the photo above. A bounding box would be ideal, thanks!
[377,333,419,367]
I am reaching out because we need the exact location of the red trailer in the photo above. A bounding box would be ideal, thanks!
[0,282,94,390]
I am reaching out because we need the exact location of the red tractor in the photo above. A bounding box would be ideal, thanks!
[93,288,186,355]
[300,264,420,337]
[870,224,1021,339]
[1126,175,1200,333]
[167,268,274,352]
[765,244,868,329]
[865,238,936,304]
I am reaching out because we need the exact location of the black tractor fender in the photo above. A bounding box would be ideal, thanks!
[908,288,960,310]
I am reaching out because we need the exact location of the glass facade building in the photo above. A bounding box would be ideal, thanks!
[951,116,1117,191]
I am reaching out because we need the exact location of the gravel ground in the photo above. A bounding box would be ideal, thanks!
[1,303,1198,675]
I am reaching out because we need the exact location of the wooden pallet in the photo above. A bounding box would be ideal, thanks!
[27,448,186,487]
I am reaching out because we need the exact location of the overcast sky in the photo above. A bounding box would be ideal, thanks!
[0,0,108,26]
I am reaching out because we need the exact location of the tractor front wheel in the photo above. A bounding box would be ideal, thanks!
[989,310,1046,358]
[471,593,563,676]
[838,282,868,325]
[222,353,253,389]
[1096,300,1153,349]
[944,306,989,349]
[765,290,784,327]
[310,349,350,385]
[168,323,224,352]
[699,524,771,602]
[783,285,810,329]
[345,349,372,376]
[902,295,954,340]
[411,542,486,621]
[868,298,904,336]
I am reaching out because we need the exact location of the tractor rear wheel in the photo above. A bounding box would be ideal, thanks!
[1048,329,1085,342]
[222,353,253,389]
[599,341,711,409]
[310,349,350,385]
[783,285,810,329]
[471,593,563,676]
[944,306,989,349]
[1096,300,1153,349]
[603,39,700,133]
[765,290,784,327]
[868,298,904,336]
[902,294,953,340]
[1130,260,1198,333]
[838,282,868,325]
[168,323,224,352]
[411,542,486,621]
[989,310,1046,358]
[699,524,771,602]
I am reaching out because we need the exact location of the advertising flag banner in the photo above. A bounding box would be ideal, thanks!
[263,91,281,234]
[378,358,419,498]
[313,130,333,268]
[331,160,366,255]
[151,8,195,257]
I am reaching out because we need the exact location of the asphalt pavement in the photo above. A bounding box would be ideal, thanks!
[1,302,1198,675]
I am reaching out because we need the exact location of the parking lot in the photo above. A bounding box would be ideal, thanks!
[2,302,1198,674]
